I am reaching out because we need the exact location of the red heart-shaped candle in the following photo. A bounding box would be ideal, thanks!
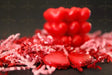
[43,7,67,22]
[68,52,92,67]
[43,51,70,69]
[44,22,68,36]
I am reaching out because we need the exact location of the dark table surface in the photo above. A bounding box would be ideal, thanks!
[7,63,112,75]
[0,0,112,75]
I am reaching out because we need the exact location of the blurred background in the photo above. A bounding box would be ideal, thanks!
[0,0,112,37]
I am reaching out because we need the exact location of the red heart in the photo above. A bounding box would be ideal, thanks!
[68,52,92,67]
[66,7,81,22]
[43,7,67,22]
[72,35,82,47]
[43,51,70,69]
[68,21,80,36]
[44,22,68,36]
[80,21,92,34]
[78,7,91,22]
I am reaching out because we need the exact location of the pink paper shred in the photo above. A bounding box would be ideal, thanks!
[0,30,112,75]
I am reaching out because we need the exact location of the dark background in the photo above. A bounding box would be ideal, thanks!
[0,0,112,75]
[0,0,112,37]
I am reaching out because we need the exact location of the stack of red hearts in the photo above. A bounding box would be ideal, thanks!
[43,7,91,47]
